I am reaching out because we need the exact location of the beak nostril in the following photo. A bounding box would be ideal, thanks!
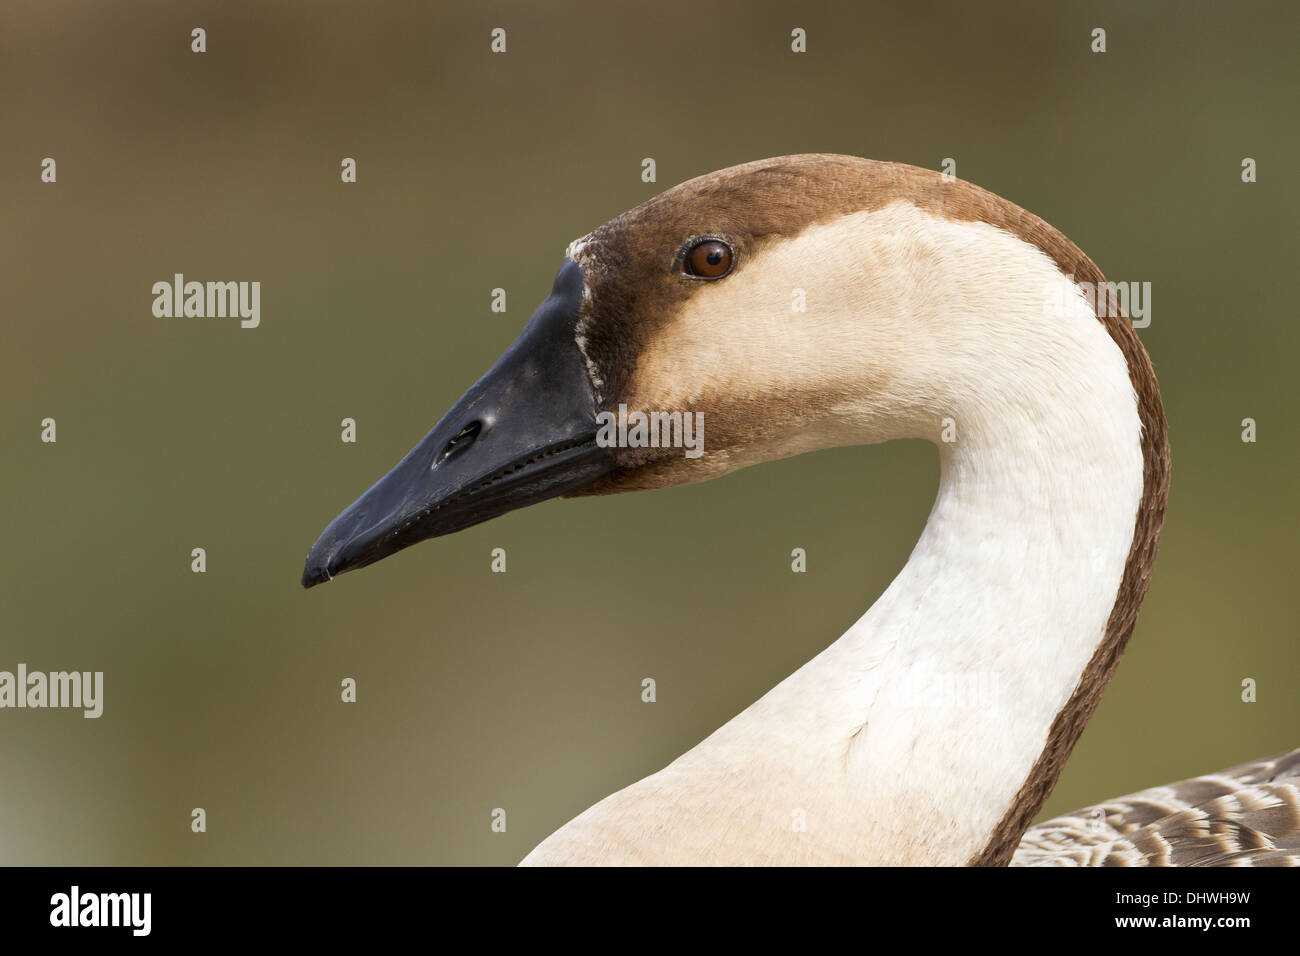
[434,420,482,467]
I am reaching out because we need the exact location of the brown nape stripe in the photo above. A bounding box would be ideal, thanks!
[723,158,1170,866]
[829,159,1172,865]
[877,161,1171,864]
[577,156,1170,860]
[930,169,1172,867]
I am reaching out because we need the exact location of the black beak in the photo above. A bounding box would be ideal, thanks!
[301,259,613,587]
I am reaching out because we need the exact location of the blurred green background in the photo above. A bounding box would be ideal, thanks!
[2,0,1297,865]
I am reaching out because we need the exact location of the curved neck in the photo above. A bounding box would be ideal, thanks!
[828,376,1144,862]
[524,213,1156,866]
[662,286,1143,864]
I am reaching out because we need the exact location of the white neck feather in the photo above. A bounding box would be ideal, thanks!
[524,204,1146,865]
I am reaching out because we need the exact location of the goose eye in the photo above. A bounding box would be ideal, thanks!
[684,239,734,279]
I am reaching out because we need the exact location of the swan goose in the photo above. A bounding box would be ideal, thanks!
[302,154,1300,866]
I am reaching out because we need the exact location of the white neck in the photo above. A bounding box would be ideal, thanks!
[523,207,1146,865]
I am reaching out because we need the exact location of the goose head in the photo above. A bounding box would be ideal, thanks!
[302,154,1163,595]
[301,154,1172,865]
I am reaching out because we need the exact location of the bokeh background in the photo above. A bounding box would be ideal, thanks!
[2,0,1297,865]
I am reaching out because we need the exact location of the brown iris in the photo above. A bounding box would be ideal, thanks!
[684,238,734,279]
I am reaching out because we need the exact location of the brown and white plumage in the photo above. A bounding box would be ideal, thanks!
[304,154,1294,866]
[1015,749,1300,866]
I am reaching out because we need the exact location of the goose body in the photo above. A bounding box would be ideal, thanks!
[303,155,1300,866]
